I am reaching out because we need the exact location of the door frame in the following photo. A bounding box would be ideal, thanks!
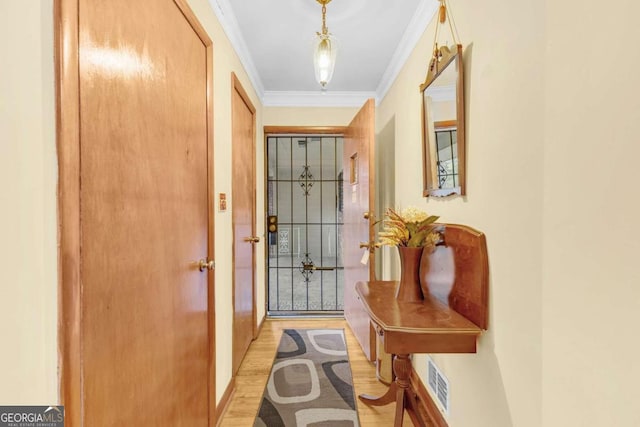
[55,0,216,424]
[262,126,347,316]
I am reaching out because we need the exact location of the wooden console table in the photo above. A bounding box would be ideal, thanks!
[356,224,489,426]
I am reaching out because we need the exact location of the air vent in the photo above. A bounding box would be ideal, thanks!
[427,356,450,416]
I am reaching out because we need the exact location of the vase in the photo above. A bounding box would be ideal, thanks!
[395,246,425,302]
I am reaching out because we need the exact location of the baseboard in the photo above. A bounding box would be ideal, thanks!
[215,377,236,427]
[410,366,449,427]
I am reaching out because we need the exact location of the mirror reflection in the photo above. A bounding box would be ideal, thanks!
[421,45,465,197]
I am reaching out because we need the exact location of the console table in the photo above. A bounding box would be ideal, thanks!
[356,224,489,426]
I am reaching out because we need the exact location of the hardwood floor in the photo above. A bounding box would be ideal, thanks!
[219,318,414,426]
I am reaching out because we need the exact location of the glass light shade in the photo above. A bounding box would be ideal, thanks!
[313,34,338,88]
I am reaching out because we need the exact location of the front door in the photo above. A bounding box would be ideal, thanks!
[67,0,214,424]
[343,99,377,361]
[231,73,258,374]
[266,134,345,314]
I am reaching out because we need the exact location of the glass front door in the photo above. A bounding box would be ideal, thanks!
[266,135,344,315]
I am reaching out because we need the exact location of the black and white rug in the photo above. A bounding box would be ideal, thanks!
[254,329,360,426]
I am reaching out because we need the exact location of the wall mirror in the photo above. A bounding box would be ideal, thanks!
[420,44,465,197]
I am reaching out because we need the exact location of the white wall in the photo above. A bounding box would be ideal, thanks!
[0,0,58,404]
[542,0,640,425]
[377,0,545,425]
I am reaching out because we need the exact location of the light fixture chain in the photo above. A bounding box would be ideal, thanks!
[322,3,328,35]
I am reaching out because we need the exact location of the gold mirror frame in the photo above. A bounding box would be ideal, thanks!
[420,44,465,197]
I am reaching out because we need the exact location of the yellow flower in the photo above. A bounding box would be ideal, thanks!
[377,207,440,249]
[400,206,428,223]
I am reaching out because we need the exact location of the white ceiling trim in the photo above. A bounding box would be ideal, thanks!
[263,91,377,108]
[208,0,265,98]
[375,0,439,103]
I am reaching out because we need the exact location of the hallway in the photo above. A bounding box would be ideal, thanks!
[219,318,414,426]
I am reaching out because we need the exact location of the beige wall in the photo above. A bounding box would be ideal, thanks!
[380,0,640,425]
[542,1,640,425]
[377,0,544,425]
[0,0,58,404]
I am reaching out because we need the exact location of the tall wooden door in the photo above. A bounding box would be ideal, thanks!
[231,73,258,375]
[343,99,377,361]
[57,0,215,425]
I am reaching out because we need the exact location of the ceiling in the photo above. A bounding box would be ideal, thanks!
[209,0,439,106]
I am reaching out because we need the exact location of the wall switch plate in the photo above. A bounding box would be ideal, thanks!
[218,193,227,211]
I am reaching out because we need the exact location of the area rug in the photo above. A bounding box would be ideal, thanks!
[254,329,360,426]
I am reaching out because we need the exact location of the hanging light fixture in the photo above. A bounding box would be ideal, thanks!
[313,0,338,89]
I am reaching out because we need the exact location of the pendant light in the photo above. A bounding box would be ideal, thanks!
[313,0,338,89]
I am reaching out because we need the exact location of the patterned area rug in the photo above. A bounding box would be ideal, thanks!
[254,329,360,426]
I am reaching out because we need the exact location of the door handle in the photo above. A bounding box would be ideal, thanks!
[198,259,215,271]
[363,212,377,225]
[244,236,260,243]
[359,241,381,252]
[302,263,334,271]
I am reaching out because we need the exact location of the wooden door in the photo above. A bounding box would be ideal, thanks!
[343,99,377,361]
[57,0,215,425]
[231,73,258,375]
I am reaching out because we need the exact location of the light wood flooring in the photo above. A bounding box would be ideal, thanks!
[218,318,413,426]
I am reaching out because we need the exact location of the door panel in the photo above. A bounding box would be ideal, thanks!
[77,0,212,425]
[232,74,257,375]
[343,99,377,361]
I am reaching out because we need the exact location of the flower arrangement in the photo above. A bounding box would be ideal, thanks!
[378,206,440,249]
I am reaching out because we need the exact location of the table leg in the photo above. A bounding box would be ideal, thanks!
[359,381,398,406]
[359,354,413,427]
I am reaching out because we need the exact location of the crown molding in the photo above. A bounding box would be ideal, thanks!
[375,0,439,103]
[262,91,377,108]
[208,0,265,98]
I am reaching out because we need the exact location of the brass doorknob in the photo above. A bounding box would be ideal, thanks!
[244,236,260,243]
[198,259,215,271]
[359,241,381,252]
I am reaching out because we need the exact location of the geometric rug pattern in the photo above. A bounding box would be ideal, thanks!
[254,329,360,426]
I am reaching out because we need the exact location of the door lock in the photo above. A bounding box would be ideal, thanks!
[267,215,278,233]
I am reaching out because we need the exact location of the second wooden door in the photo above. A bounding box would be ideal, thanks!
[231,74,258,374]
